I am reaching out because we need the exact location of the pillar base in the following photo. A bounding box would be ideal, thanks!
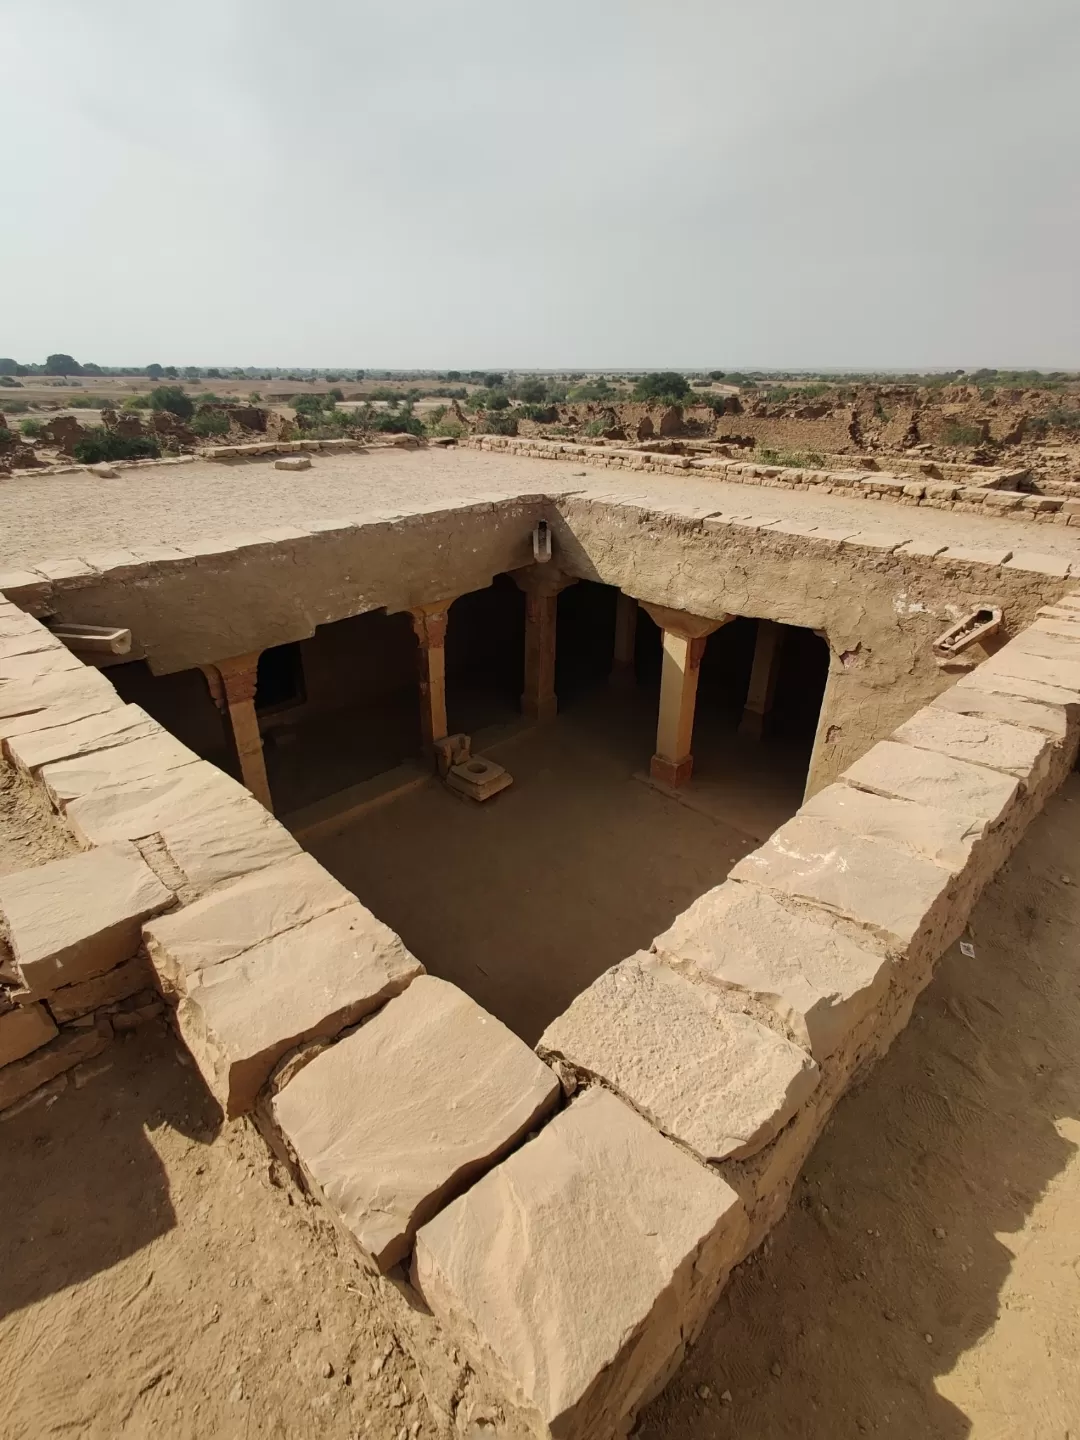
[650,753,693,788]
[738,707,766,740]
[522,694,558,724]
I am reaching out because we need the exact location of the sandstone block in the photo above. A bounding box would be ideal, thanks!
[0,647,83,681]
[958,661,1080,710]
[892,705,1054,783]
[0,1001,58,1065]
[0,667,118,725]
[1004,551,1071,579]
[801,781,985,871]
[653,882,891,1060]
[46,955,156,1022]
[932,682,1069,741]
[0,1027,109,1113]
[938,545,1013,568]
[274,455,311,471]
[896,539,947,558]
[180,901,423,1118]
[842,531,910,552]
[272,975,558,1269]
[154,788,301,893]
[1,843,174,996]
[63,759,261,847]
[144,851,353,990]
[413,1087,748,1440]
[730,814,960,960]
[41,730,200,807]
[1013,626,1080,664]
[539,953,818,1161]
[0,629,64,661]
[4,703,159,773]
[842,740,1018,824]
[979,645,1080,697]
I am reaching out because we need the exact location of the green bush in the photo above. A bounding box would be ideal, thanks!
[191,408,230,437]
[631,372,690,403]
[149,385,194,420]
[428,418,465,439]
[757,448,826,469]
[19,418,43,438]
[941,421,985,447]
[367,413,424,437]
[482,412,518,437]
[72,432,162,464]
[122,394,150,411]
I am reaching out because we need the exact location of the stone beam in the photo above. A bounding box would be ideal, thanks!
[739,619,783,740]
[641,604,733,788]
[201,652,272,811]
[611,592,638,686]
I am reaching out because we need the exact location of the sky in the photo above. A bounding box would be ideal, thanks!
[1,0,1078,371]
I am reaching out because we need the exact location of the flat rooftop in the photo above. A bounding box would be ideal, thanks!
[4,446,1080,570]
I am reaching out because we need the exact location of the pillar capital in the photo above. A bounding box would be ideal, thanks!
[640,603,732,641]
[409,604,451,649]
[200,651,272,811]
[511,565,577,599]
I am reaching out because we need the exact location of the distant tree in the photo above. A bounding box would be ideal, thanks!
[0,358,20,376]
[446,370,461,381]
[149,385,194,420]
[517,378,548,404]
[483,373,504,389]
[708,370,726,381]
[163,366,179,379]
[206,368,222,379]
[82,362,103,376]
[632,372,690,403]
[146,363,165,380]
[327,387,345,402]
[45,353,81,377]
[184,366,202,381]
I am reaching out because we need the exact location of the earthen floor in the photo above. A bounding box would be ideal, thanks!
[4,448,1080,568]
[304,690,813,1043]
[5,770,1079,1440]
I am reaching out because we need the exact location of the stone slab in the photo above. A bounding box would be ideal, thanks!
[939,546,1013,567]
[957,662,1080,711]
[144,852,353,989]
[801,781,985,871]
[730,814,958,958]
[1,843,174,995]
[180,901,423,1117]
[46,955,156,1023]
[0,1001,58,1066]
[0,630,64,661]
[413,1087,749,1440]
[932,682,1069,741]
[979,645,1080,696]
[4,703,159,773]
[653,882,891,1060]
[0,1027,109,1113]
[539,953,818,1161]
[272,975,559,1270]
[1004,551,1071,578]
[63,759,255,846]
[892,705,1053,784]
[0,667,118,724]
[842,740,1018,825]
[155,789,301,894]
[41,730,201,807]
[0,647,83,682]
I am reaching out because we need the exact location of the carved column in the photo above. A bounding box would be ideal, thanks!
[201,651,272,811]
[611,592,638,686]
[640,604,733,788]
[738,619,783,740]
[513,567,577,723]
[409,601,453,755]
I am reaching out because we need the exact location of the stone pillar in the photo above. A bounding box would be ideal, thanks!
[201,652,273,811]
[409,602,453,756]
[611,592,638,686]
[641,604,732,788]
[513,567,577,723]
[738,619,783,740]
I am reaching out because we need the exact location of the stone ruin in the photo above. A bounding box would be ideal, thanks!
[2,436,1080,1437]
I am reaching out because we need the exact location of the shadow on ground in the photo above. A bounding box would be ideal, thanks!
[0,1025,219,1321]
[639,777,1080,1439]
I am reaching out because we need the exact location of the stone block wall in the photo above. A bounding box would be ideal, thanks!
[2,583,1080,1439]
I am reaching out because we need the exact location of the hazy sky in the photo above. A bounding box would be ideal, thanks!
[2,0,1078,370]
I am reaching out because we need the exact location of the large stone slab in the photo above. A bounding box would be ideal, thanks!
[0,667,118,725]
[4,703,160,773]
[413,1087,749,1440]
[155,790,301,894]
[0,1002,58,1066]
[46,955,155,1023]
[980,645,1080,697]
[842,740,1018,825]
[1,843,174,995]
[0,647,83,681]
[932,681,1069,742]
[144,852,353,990]
[801,781,985,871]
[179,901,422,1117]
[892,705,1054,784]
[730,814,960,961]
[272,975,559,1270]
[653,882,891,1060]
[957,660,1080,711]
[41,730,201,807]
[539,953,818,1161]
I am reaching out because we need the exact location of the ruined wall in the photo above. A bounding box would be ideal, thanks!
[550,495,1071,791]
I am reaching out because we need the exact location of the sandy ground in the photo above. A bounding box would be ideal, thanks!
[3,771,1080,1438]
[3,447,1079,569]
[305,692,806,1042]
[0,760,79,876]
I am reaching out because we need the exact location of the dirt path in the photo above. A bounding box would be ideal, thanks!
[3,778,1079,1438]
